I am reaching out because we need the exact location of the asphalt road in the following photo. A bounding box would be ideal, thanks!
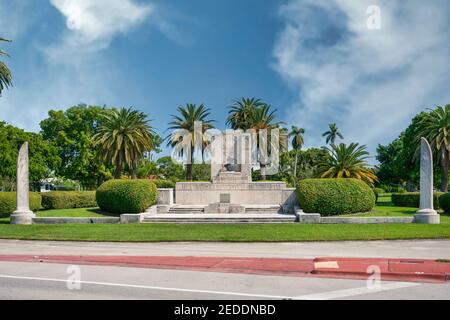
[0,261,449,300]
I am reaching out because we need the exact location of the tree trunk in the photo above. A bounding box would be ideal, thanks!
[441,151,449,192]
[293,152,298,188]
[114,153,123,179]
[186,148,194,180]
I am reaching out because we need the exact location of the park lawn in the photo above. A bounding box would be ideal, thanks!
[0,222,449,242]
[0,194,448,242]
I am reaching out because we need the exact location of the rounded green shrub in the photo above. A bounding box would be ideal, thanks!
[152,179,175,189]
[0,192,42,218]
[297,178,376,216]
[391,192,443,209]
[96,179,157,214]
[438,193,450,213]
[41,191,97,210]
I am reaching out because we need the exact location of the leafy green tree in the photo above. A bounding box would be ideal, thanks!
[156,156,185,181]
[0,37,12,96]
[416,105,450,192]
[136,160,159,179]
[94,107,156,179]
[168,104,214,180]
[40,105,113,189]
[289,126,305,187]
[0,122,60,190]
[192,164,211,181]
[319,143,378,185]
[322,123,344,145]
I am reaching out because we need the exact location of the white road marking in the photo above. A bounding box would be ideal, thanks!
[294,282,420,300]
[0,274,422,300]
[0,274,290,299]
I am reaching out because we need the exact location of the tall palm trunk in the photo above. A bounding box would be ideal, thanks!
[293,152,298,188]
[114,153,123,179]
[186,145,194,180]
[441,151,449,192]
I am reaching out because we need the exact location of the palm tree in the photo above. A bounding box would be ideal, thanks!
[289,126,305,187]
[416,105,450,192]
[319,143,378,185]
[93,107,155,179]
[168,104,214,180]
[0,38,12,96]
[226,98,265,130]
[322,123,344,145]
[248,104,283,179]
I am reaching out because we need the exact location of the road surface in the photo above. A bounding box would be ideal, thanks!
[0,261,449,300]
[0,240,449,300]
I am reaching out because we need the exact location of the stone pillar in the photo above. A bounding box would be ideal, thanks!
[10,142,36,225]
[414,138,440,224]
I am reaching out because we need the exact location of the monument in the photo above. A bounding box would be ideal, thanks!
[172,130,299,214]
[414,138,440,224]
[10,142,36,225]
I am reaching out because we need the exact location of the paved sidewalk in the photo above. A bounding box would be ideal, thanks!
[0,239,449,259]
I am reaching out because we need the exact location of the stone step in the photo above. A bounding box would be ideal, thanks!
[142,213,296,224]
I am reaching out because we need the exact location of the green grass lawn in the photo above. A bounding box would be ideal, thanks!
[0,194,448,242]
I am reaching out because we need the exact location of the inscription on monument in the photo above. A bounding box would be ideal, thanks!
[220,193,231,204]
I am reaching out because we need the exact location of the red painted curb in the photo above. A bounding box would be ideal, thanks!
[0,255,448,284]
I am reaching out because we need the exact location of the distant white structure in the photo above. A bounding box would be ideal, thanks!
[39,178,81,192]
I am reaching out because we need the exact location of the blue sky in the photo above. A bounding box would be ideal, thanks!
[1,0,449,161]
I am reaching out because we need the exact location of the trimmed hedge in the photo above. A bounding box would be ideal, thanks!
[373,188,385,202]
[439,193,450,213]
[96,179,157,214]
[41,191,97,210]
[0,192,42,218]
[391,192,443,209]
[297,178,375,216]
[152,179,175,189]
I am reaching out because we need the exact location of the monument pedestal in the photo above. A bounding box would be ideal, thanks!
[10,211,35,225]
[414,209,440,224]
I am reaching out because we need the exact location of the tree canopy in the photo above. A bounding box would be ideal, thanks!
[0,122,60,190]
[40,104,112,189]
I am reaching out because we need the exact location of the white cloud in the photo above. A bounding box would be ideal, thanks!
[47,0,153,59]
[274,0,450,158]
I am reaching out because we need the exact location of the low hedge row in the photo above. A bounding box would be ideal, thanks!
[297,178,375,216]
[439,193,450,213]
[96,179,157,214]
[41,191,97,210]
[0,192,42,218]
[391,192,443,209]
[152,179,175,189]
[373,188,385,202]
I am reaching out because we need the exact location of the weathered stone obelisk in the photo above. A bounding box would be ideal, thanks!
[10,142,35,225]
[414,138,440,224]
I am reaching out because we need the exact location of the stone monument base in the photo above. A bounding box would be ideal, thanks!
[414,209,440,224]
[10,211,36,225]
[204,203,245,214]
